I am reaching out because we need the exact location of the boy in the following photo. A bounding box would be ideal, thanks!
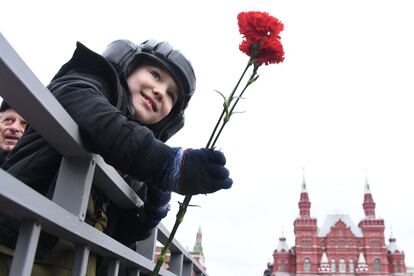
[0,39,232,274]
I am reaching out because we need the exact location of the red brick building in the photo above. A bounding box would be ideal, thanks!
[271,178,408,276]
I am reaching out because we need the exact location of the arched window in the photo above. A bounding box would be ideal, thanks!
[330,259,336,273]
[339,258,346,273]
[280,260,286,272]
[374,259,381,272]
[349,259,355,273]
[304,258,311,273]
[396,261,401,273]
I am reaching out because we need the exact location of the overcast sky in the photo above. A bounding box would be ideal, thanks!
[2,0,414,275]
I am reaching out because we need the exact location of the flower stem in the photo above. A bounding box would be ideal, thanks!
[229,63,259,115]
[211,64,259,147]
[206,59,253,149]
[151,196,192,275]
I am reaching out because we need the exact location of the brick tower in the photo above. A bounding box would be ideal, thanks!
[271,176,408,275]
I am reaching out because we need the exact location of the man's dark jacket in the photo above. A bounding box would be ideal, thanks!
[0,43,175,251]
[0,149,8,165]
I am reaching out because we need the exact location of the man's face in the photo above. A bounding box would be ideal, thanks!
[0,109,27,152]
[127,64,179,125]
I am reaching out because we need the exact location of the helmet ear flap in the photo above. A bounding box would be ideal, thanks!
[162,115,185,141]
[148,112,185,142]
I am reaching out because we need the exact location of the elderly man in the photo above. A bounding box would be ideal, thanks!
[0,101,27,164]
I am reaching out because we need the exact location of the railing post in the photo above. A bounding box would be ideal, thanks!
[9,219,41,276]
[53,156,96,220]
[53,156,96,274]
[169,252,184,275]
[71,244,90,276]
[135,229,157,260]
[182,260,193,276]
[107,259,120,276]
[127,268,140,276]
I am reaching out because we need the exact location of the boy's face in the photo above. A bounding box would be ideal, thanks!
[127,64,179,125]
[0,108,27,152]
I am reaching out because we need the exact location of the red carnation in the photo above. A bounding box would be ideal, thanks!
[238,11,285,65]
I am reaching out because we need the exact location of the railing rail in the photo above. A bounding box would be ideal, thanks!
[0,32,207,276]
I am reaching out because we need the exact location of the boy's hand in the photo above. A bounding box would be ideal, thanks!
[146,182,171,207]
[143,184,171,228]
[156,148,233,195]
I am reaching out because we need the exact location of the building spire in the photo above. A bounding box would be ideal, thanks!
[358,252,366,264]
[355,252,368,273]
[190,226,205,268]
[192,226,204,256]
[301,166,307,192]
[318,252,330,273]
[362,172,376,218]
[364,169,371,194]
[388,228,403,254]
[298,167,311,218]
[276,232,289,252]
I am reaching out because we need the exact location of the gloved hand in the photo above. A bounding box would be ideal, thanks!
[146,184,171,206]
[156,148,233,195]
[142,183,171,228]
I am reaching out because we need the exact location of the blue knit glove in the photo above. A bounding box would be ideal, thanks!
[157,148,233,195]
[143,184,171,228]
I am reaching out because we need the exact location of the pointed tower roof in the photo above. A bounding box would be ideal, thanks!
[358,252,366,264]
[356,252,369,273]
[301,167,307,192]
[192,227,204,256]
[298,167,311,218]
[276,232,289,253]
[362,174,376,218]
[320,252,328,263]
[388,231,403,254]
[364,173,371,193]
[318,252,330,273]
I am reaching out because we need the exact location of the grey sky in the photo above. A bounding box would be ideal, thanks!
[2,0,414,275]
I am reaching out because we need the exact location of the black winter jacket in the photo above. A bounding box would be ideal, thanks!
[0,149,8,165]
[0,43,176,251]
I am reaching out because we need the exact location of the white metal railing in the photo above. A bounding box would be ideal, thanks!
[0,33,206,276]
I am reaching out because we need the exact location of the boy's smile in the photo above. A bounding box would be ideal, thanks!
[141,91,158,112]
[127,64,179,125]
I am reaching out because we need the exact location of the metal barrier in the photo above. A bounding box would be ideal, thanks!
[0,33,207,276]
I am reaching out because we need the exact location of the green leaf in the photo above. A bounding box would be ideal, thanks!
[214,89,227,101]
